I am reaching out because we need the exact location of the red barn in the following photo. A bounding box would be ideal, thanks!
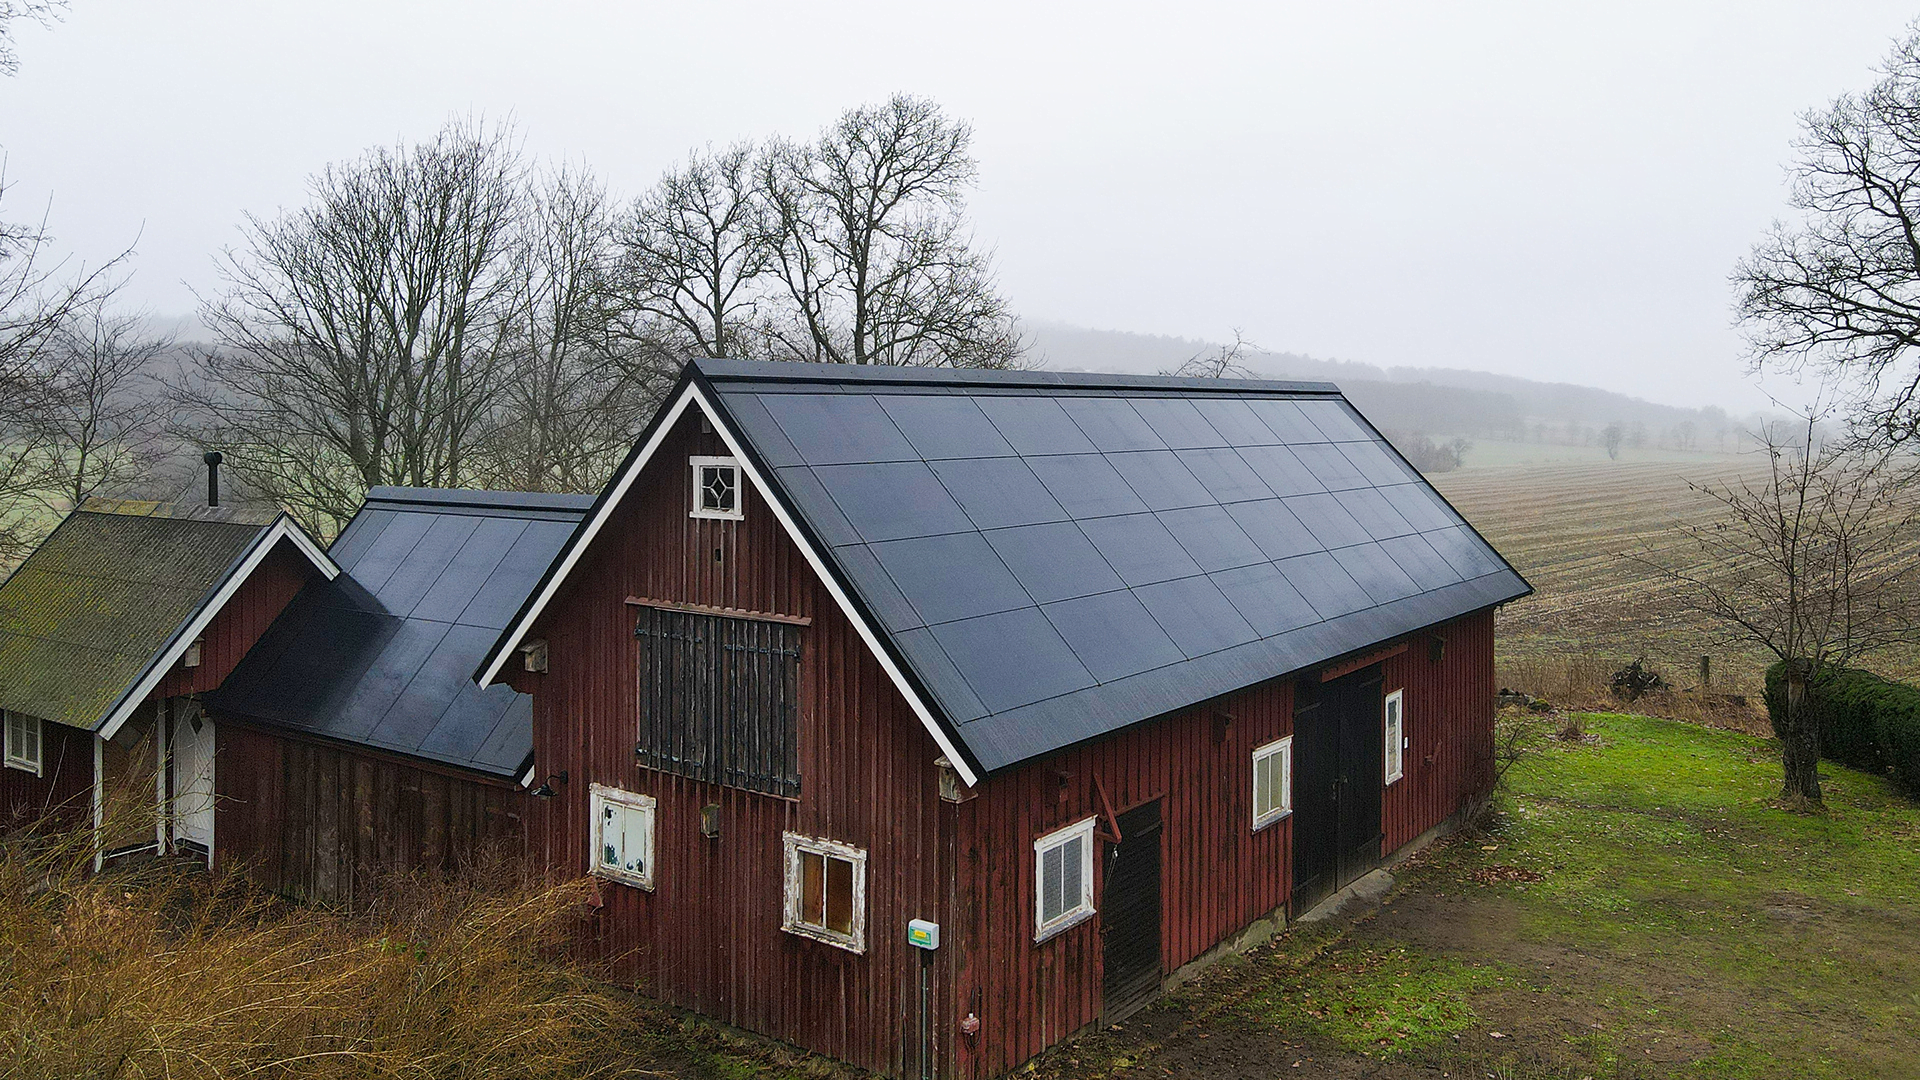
[477,358,1531,1078]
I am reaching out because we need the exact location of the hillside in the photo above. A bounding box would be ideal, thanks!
[1024,320,1756,460]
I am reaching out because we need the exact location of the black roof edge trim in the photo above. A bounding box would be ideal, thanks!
[691,366,991,783]
[692,356,1343,396]
[364,487,598,513]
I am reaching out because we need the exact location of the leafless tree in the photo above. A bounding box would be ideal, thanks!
[757,96,1022,368]
[481,166,676,493]
[615,145,769,360]
[29,293,169,512]
[1601,421,1624,460]
[179,118,526,534]
[1631,411,1920,803]
[1735,25,1920,446]
[0,0,63,76]
[1161,329,1260,379]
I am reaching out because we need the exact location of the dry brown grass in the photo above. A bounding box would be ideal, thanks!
[0,814,664,1080]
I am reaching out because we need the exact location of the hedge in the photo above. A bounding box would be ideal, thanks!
[1765,661,1920,796]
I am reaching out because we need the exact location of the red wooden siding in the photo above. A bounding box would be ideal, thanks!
[215,723,526,905]
[519,404,1502,1078]
[155,540,316,700]
[521,409,954,1078]
[949,610,1497,1077]
[1380,609,1496,852]
[0,718,93,828]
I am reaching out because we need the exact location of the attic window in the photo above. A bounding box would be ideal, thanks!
[3,711,41,777]
[690,456,743,520]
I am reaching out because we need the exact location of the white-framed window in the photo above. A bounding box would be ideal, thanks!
[690,456,744,520]
[1033,816,1096,942]
[589,784,656,890]
[1384,689,1405,785]
[3,710,41,777]
[1252,735,1292,830]
[782,833,868,952]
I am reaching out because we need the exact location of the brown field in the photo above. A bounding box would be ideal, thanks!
[1430,456,1920,713]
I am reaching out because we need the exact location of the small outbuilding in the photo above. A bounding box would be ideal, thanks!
[479,358,1531,1078]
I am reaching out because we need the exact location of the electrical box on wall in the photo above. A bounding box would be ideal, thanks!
[907,919,940,950]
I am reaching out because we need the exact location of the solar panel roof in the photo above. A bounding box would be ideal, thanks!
[696,359,1530,774]
[207,488,592,778]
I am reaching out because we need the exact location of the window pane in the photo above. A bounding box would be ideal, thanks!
[1061,836,1082,911]
[1041,843,1063,922]
[801,850,825,927]
[825,855,855,935]
[623,809,648,875]
[600,805,620,868]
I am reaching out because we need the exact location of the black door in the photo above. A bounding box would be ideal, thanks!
[1102,800,1162,1023]
[1290,667,1385,914]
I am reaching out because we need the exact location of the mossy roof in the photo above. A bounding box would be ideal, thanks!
[0,501,279,730]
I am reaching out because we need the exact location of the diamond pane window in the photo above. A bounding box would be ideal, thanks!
[690,456,743,520]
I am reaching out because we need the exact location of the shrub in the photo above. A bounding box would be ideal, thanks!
[1763,661,1920,795]
[1610,658,1667,701]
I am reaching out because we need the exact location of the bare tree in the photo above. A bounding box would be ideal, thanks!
[758,96,1022,368]
[1161,329,1260,379]
[615,145,768,359]
[1632,412,1920,803]
[1735,25,1920,445]
[179,118,525,534]
[29,293,169,512]
[482,166,676,492]
[0,0,64,76]
[1601,421,1624,460]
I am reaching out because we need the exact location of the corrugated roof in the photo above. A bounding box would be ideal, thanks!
[695,359,1532,774]
[206,487,593,778]
[0,503,282,730]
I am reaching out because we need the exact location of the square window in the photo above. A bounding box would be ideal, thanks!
[1252,736,1291,830]
[1384,690,1405,785]
[1033,817,1096,941]
[3,711,41,777]
[690,456,744,520]
[783,833,867,952]
[590,784,656,890]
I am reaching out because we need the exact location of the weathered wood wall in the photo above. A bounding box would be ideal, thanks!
[155,541,316,700]
[519,409,955,1079]
[215,723,526,905]
[0,718,93,828]
[949,608,1497,1079]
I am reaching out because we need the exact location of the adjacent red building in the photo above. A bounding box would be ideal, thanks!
[480,358,1530,1078]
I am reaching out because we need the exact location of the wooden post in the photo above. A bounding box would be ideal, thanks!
[1699,655,1711,688]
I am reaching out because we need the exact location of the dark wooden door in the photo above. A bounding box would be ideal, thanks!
[1102,800,1163,1023]
[1291,667,1385,914]
[1290,677,1339,912]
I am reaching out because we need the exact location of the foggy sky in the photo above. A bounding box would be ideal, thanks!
[3,1,1915,412]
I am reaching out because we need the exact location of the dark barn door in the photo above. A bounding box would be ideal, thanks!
[1291,666,1386,914]
[1102,800,1163,1023]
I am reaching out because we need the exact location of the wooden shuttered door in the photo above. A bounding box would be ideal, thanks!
[635,606,802,797]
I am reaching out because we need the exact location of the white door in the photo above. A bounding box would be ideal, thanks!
[171,707,215,860]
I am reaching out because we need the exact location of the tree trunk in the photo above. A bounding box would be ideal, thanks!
[1781,662,1823,804]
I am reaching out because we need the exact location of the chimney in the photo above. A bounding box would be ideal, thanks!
[203,451,223,508]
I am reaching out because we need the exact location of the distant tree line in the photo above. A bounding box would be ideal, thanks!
[0,95,1022,546]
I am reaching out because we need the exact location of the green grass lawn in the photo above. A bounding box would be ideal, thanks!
[1042,713,1920,1079]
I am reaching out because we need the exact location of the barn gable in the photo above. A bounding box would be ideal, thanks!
[480,358,1530,780]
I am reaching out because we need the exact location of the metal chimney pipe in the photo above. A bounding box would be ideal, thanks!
[203,450,223,508]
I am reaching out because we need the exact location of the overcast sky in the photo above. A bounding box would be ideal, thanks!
[3,2,1916,411]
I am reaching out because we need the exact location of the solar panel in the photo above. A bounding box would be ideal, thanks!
[1059,397,1167,452]
[1029,454,1151,518]
[763,393,919,465]
[879,395,1017,460]
[929,607,1096,713]
[812,462,974,543]
[1134,575,1260,657]
[1157,505,1267,572]
[1042,590,1186,682]
[930,457,1069,530]
[1129,397,1226,449]
[1107,451,1213,511]
[1078,513,1203,586]
[977,396,1098,455]
[983,522,1126,604]
[870,532,1032,626]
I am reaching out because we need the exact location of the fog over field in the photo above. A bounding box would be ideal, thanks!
[4,2,1918,415]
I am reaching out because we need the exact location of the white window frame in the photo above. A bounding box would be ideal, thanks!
[689,455,745,520]
[1033,816,1097,942]
[782,832,868,952]
[3,710,41,777]
[1384,689,1405,785]
[1252,735,1292,830]
[589,784,656,891]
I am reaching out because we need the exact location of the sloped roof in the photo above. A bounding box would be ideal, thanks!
[0,501,326,731]
[207,487,592,778]
[482,358,1531,780]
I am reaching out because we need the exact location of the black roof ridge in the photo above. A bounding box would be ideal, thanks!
[692,356,1343,395]
[364,486,597,513]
